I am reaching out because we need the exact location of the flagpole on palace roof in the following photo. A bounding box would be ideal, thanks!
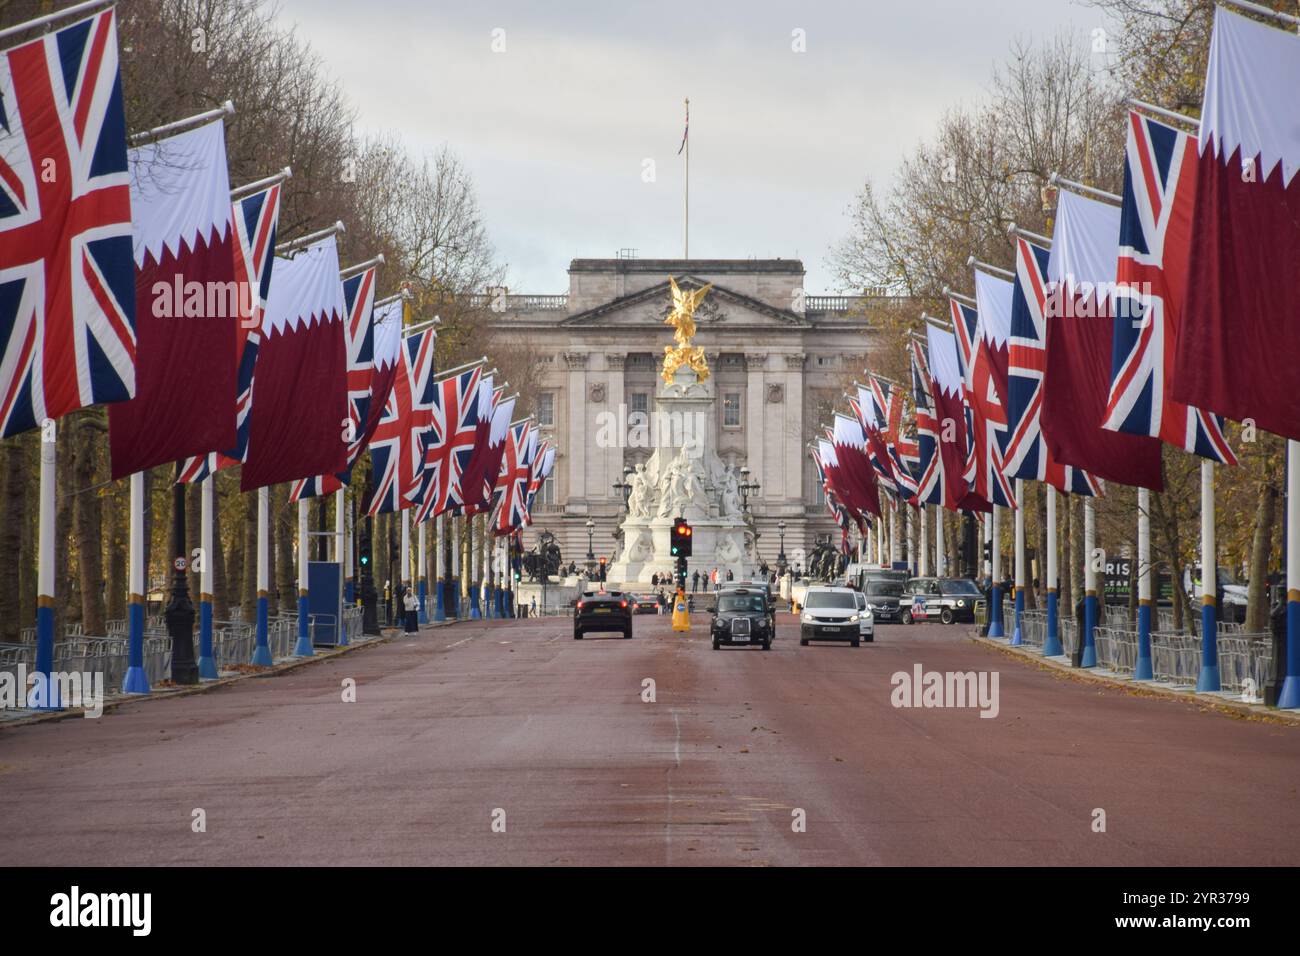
[682,97,690,259]
[0,0,115,44]
[129,100,235,146]
[231,167,292,201]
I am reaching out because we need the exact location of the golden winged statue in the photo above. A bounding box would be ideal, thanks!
[661,277,713,384]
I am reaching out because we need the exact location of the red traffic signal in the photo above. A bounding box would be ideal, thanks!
[670,518,693,557]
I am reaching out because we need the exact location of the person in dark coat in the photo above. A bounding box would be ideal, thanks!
[403,587,419,633]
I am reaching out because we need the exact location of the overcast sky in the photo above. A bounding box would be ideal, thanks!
[277,0,1102,294]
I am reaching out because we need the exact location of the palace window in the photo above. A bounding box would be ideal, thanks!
[626,353,655,369]
[540,475,555,506]
[723,392,742,428]
[629,391,649,416]
[537,392,555,427]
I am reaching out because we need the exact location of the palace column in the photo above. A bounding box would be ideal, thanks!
[565,351,589,562]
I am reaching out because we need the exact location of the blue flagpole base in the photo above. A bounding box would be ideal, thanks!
[1043,591,1062,656]
[1081,594,1099,667]
[124,602,150,694]
[1197,602,1219,692]
[1011,591,1024,646]
[418,581,428,625]
[484,587,493,619]
[987,585,1003,638]
[293,595,314,656]
[434,580,446,621]
[1279,675,1300,710]
[31,605,62,710]
[123,666,150,695]
[469,586,481,619]
[251,595,272,665]
[1134,603,1153,680]
[198,600,218,679]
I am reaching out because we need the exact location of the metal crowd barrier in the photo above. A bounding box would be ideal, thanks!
[1019,609,1047,648]
[1093,625,1139,677]
[1060,618,1079,658]
[1150,631,1200,685]
[1216,632,1273,698]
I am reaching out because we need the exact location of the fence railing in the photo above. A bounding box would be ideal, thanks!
[1216,632,1273,698]
[1019,609,1047,648]
[1150,631,1200,685]
[1093,625,1139,677]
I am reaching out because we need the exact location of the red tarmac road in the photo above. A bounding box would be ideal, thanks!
[1,612,1297,866]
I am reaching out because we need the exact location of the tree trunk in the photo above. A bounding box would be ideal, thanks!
[241,489,257,614]
[105,480,126,624]
[187,479,201,605]
[1060,495,1073,612]
[212,478,229,620]
[1244,481,1278,633]
[74,416,106,635]
[1151,490,1195,635]
[0,437,26,641]
[276,485,295,614]
[141,469,154,608]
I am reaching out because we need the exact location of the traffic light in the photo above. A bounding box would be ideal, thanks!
[598,556,607,582]
[670,517,693,557]
[982,541,992,562]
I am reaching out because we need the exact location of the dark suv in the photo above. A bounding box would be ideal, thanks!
[711,588,773,650]
[900,577,985,625]
[573,590,633,639]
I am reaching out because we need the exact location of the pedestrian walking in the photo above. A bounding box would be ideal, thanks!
[403,587,419,633]
[692,570,700,593]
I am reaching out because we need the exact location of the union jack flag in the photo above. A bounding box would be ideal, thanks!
[954,285,1015,508]
[909,339,944,506]
[291,265,382,500]
[870,377,918,499]
[492,420,536,536]
[0,9,135,438]
[177,181,282,483]
[365,327,437,514]
[1003,236,1102,496]
[459,385,512,515]
[813,441,853,531]
[411,364,483,523]
[524,440,555,522]
[1103,110,1236,465]
[850,384,907,502]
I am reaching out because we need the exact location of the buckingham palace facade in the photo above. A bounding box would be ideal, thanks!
[486,257,902,571]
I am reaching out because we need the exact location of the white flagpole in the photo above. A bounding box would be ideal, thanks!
[919,505,929,576]
[1135,486,1153,678]
[336,488,348,644]
[989,505,1004,638]
[1013,480,1025,645]
[197,477,217,678]
[935,507,946,577]
[1282,441,1300,708]
[451,514,461,617]
[32,420,58,709]
[294,499,313,656]
[400,508,411,624]
[253,487,272,664]
[1197,461,1219,690]
[1044,486,1062,656]
[683,97,690,259]
[889,503,898,567]
[467,514,480,618]
[1082,497,1098,666]
[434,513,446,621]
[124,472,149,694]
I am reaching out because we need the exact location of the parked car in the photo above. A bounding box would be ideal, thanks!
[573,590,633,639]
[799,585,865,647]
[858,569,908,624]
[900,577,984,625]
[711,588,774,650]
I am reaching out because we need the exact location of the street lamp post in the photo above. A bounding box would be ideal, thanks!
[585,517,595,573]
[777,519,787,573]
[738,466,760,512]
[612,466,633,511]
[165,464,199,685]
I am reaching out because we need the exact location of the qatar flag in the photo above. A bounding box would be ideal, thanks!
[831,413,882,520]
[1171,8,1300,440]
[461,393,516,515]
[816,438,866,530]
[109,120,235,479]
[925,323,989,513]
[1041,190,1163,490]
[240,236,347,491]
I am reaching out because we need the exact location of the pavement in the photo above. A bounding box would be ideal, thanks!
[0,611,1297,866]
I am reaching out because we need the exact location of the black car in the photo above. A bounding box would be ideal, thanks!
[859,570,908,624]
[630,593,661,615]
[573,590,633,639]
[711,588,773,650]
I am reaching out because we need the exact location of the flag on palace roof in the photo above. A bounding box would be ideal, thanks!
[1104,110,1236,465]
[109,119,236,479]
[1170,7,1300,440]
[1041,189,1163,491]
[176,180,284,484]
[240,236,348,491]
[0,8,135,439]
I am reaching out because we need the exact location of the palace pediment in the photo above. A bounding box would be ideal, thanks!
[559,276,811,330]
